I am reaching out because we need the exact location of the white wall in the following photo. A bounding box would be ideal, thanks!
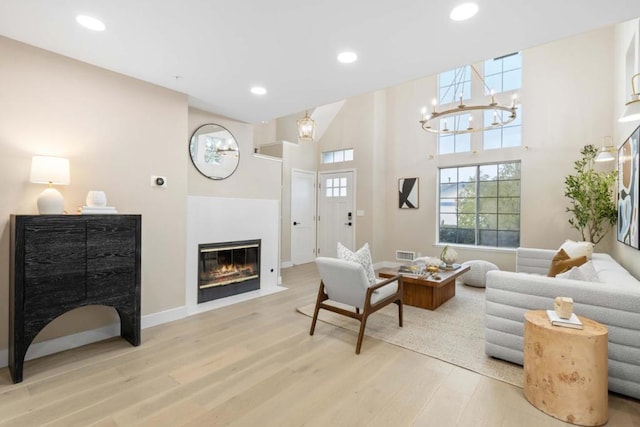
[318,92,384,260]
[185,196,281,314]
[0,36,284,362]
[318,26,617,271]
[188,108,281,201]
[613,18,640,277]
[520,27,616,252]
[0,36,188,352]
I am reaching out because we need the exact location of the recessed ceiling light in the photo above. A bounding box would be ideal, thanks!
[337,51,358,64]
[450,3,479,21]
[76,15,106,31]
[250,86,267,95]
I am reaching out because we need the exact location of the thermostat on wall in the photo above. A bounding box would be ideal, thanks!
[151,175,167,188]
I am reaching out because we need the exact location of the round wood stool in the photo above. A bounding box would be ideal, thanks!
[523,310,608,426]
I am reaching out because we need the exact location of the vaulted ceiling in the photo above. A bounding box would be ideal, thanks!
[1,1,639,123]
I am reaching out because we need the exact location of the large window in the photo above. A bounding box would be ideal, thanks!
[484,106,522,149]
[439,162,521,248]
[438,114,471,154]
[437,54,523,154]
[483,52,522,149]
[483,52,522,95]
[438,66,471,105]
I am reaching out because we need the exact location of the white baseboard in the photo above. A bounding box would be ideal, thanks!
[141,306,189,329]
[0,260,406,370]
[186,286,287,316]
[0,323,121,369]
[281,260,293,269]
[0,288,287,369]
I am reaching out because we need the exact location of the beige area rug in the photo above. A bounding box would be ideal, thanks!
[297,282,524,388]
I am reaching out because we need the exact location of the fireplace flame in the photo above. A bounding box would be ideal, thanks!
[202,263,256,284]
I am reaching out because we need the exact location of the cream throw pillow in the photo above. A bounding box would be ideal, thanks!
[337,242,376,285]
[556,266,587,281]
[556,261,599,282]
[560,239,594,259]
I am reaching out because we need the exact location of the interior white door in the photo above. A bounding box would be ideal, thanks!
[318,171,355,257]
[291,169,317,265]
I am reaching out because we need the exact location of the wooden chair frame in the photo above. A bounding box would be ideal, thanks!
[309,275,403,354]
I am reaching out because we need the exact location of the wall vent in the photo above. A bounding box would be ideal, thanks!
[395,250,415,262]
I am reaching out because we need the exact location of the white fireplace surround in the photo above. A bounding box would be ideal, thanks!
[186,195,285,315]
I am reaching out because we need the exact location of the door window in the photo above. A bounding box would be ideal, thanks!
[325,177,348,197]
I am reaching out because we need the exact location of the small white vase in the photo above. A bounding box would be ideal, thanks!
[86,190,107,207]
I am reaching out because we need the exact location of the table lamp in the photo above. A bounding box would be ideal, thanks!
[30,155,70,214]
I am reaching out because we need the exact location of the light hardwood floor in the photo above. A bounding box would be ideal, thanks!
[1,263,639,426]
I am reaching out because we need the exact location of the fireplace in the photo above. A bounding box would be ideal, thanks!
[198,239,260,303]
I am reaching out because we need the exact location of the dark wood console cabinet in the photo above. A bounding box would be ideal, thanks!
[9,214,141,383]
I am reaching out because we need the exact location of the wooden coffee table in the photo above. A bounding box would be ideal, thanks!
[378,265,470,310]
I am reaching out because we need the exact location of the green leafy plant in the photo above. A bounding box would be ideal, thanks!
[564,144,617,244]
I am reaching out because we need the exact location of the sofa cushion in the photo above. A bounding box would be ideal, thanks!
[556,261,599,282]
[560,239,595,259]
[547,249,587,277]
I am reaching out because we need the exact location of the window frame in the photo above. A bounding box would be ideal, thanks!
[437,161,521,249]
[483,52,522,95]
[321,148,354,165]
[438,66,471,106]
[483,105,523,150]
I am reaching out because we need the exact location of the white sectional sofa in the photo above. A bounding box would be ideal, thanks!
[485,247,640,399]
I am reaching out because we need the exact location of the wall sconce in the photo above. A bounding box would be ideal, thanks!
[619,73,640,122]
[595,136,616,163]
[30,155,70,214]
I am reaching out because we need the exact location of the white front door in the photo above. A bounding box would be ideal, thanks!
[291,169,317,265]
[318,171,355,257]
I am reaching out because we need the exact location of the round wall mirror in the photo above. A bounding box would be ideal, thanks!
[189,124,240,180]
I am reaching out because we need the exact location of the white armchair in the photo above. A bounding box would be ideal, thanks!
[310,257,403,354]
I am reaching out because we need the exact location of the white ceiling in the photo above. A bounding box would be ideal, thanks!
[1,1,640,124]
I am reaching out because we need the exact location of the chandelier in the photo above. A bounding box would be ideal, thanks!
[297,110,316,141]
[420,65,518,135]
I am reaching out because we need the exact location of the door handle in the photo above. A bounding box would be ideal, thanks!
[293,221,299,226]
[344,222,352,226]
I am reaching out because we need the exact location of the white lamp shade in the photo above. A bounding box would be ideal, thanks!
[619,100,640,123]
[30,156,70,185]
[595,150,615,162]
